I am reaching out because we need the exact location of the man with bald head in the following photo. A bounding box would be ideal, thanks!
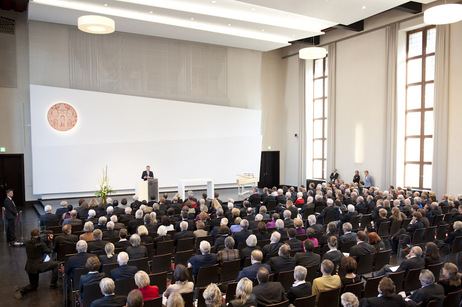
[266,244,296,278]
[63,210,82,226]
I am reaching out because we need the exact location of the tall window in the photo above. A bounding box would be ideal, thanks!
[312,57,328,179]
[404,26,435,189]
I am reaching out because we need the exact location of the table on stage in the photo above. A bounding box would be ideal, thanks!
[178,178,214,201]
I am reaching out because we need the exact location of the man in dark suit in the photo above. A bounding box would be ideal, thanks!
[339,222,357,245]
[441,221,462,254]
[288,266,312,304]
[141,165,154,180]
[63,210,83,226]
[13,229,59,299]
[252,267,287,306]
[267,244,296,278]
[262,232,283,258]
[359,277,408,307]
[90,278,127,307]
[248,187,262,206]
[286,228,303,251]
[409,269,445,307]
[237,250,271,282]
[329,169,339,182]
[307,215,324,234]
[282,210,295,228]
[115,229,131,250]
[174,221,194,245]
[87,229,110,253]
[318,199,337,224]
[294,240,321,267]
[286,201,299,219]
[349,231,373,263]
[128,209,144,234]
[4,189,18,245]
[119,207,135,225]
[79,256,105,303]
[376,246,424,280]
[39,205,60,228]
[233,219,252,248]
[54,224,79,253]
[104,221,120,239]
[187,241,217,278]
[110,252,138,281]
[66,240,93,280]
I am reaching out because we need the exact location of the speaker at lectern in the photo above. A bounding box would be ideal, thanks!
[137,178,158,202]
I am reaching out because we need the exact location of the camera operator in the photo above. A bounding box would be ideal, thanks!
[14,229,59,299]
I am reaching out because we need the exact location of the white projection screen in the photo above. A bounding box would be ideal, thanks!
[30,85,262,198]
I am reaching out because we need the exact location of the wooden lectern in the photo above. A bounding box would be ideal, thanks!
[236,174,258,196]
[137,178,158,202]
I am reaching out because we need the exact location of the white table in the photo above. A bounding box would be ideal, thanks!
[178,178,214,200]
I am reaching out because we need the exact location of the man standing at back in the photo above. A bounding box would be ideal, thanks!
[4,189,18,246]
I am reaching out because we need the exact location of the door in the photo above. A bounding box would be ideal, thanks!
[0,154,25,207]
[259,151,280,188]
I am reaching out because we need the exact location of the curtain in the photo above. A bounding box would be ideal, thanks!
[326,43,336,178]
[298,58,307,186]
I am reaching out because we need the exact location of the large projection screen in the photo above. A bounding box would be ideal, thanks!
[30,85,262,197]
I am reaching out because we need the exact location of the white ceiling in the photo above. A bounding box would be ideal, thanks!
[28,0,435,51]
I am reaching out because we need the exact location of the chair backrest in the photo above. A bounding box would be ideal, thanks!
[373,249,391,272]
[220,259,241,283]
[363,276,381,298]
[114,277,137,296]
[196,286,207,307]
[404,267,424,292]
[174,250,194,266]
[427,262,444,281]
[432,215,443,226]
[276,270,295,292]
[317,287,341,307]
[257,239,270,249]
[388,270,405,293]
[401,218,411,229]
[343,281,364,300]
[426,299,443,307]
[243,257,252,267]
[451,236,462,254]
[144,243,155,258]
[389,220,402,236]
[82,282,104,307]
[265,300,290,307]
[156,240,174,255]
[324,210,336,224]
[424,226,437,242]
[294,294,316,307]
[378,221,391,236]
[360,215,372,228]
[296,234,307,241]
[151,253,172,274]
[180,291,194,307]
[128,257,150,273]
[435,224,448,240]
[266,200,277,212]
[149,272,167,293]
[73,267,90,290]
[58,243,77,262]
[143,296,163,307]
[177,238,194,252]
[356,253,374,275]
[411,228,426,245]
[225,282,238,303]
[195,264,219,288]
[340,241,356,253]
[305,265,319,284]
[443,289,462,307]
[102,262,120,277]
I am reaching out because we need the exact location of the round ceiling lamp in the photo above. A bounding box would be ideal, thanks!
[78,15,115,34]
[299,47,327,60]
[424,3,462,25]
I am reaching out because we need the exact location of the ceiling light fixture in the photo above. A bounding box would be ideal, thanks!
[424,3,462,25]
[78,15,115,34]
[299,47,327,60]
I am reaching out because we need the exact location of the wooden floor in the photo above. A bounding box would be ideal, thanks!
[0,205,62,306]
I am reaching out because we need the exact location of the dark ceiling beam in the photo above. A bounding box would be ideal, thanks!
[394,1,422,14]
[0,0,28,12]
[289,35,320,45]
[333,20,364,32]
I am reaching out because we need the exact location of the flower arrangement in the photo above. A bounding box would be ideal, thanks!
[95,166,115,205]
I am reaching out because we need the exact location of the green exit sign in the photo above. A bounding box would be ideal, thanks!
[0,147,5,152]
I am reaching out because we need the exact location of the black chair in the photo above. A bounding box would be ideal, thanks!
[242,257,252,267]
[180,291,194,307]
[195,264,219,288]
[276,270,295,292]
[360,215,372,229]
[196,286,207,307]
[343,281,364,299]
[389,220,402,237]
[377,221,390,237]
[102,262,120,277]
[156,240,174,255]
[149,272,167,293]
[356,253,374,276]
[427,262,443,281]
[404,267,424,292]
[305,265,319,284]
[426,299,443,307]
[82,282,103,307]
[128,257,150,273]
[296,234,307,241]
[265,300,290,307]
[294,294,316,307]
[340,241,356,253]
[324,211,336,224]
[150,253,172,274]
[373,250,391,273]
[363,276,381,298]
[432,215,443,226]
[446,236,462,263]
[220,259,240,282]
[443,289,462,307]
[436,224,448,240]
[177,238,194,252]
[144,243,155,258]
[225,282,238,303]
[424,226,437,242]
[317,287,341,307]
[174,250,194,267]
[266,200,277,212]
[257,239,270,249]
[57,243,77,262]
[237,242,247,251]
[143,296,162,307]
[388,270,405,293]
[350,216,361,231]
[115,277,136,296]
[73,267,90,291]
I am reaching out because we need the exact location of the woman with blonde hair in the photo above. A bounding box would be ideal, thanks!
[228,277,256,307]
[437,262,462,295]
[340,292,359,307]
[134,270,159,300]
[166,292,184,307]
[203,283,225,307]
[98,242,117,265]
[390,206,406,222]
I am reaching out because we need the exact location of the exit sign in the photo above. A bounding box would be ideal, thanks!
[0,147,5,152]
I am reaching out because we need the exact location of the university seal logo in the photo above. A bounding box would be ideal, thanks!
[47,103,78,131]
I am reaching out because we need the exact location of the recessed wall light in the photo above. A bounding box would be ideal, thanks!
[251,8,255,11]
[149,10,153,14]
[104,3,108,6]
[261,29,265,32]
[190,17,195,20]
[227,24,232,26]
[211,0,216,3]
[362,6,366,9]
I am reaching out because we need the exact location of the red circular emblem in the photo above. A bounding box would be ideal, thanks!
[47,103,78,131]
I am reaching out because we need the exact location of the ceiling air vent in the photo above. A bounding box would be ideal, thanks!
[0,16,15,35]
